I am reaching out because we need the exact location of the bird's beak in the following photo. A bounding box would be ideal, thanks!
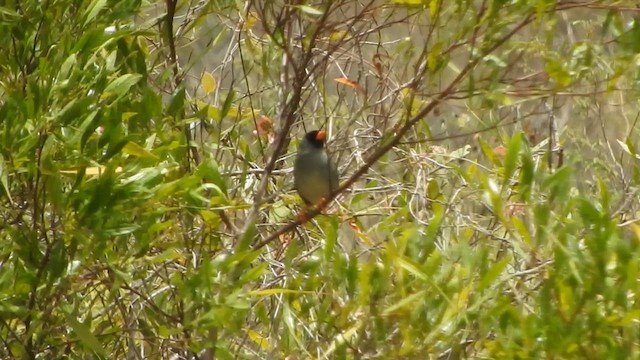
[316,131,327,141]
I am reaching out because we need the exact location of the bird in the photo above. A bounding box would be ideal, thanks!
[293,130,339,210]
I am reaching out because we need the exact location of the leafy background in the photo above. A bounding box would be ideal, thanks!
[1,0,640,358]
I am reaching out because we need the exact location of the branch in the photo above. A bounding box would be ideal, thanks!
[252,12,536,250]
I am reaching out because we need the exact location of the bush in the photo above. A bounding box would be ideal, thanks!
[1,0,639,358]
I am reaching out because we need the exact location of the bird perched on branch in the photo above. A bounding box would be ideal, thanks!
[294,130,339,210]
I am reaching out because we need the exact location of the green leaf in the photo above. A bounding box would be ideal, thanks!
[155,175,200,200]
[58,53,78,81]
[519,149,534,201]
[122,141,159,160]
[597,177,609,211]
[102,74,142,101]
[84,0,108,25]
[382,290,426,316]
[618,19,640,54]
[78,110,101,149]
[239,262,268,286]
[167,87,186,117]
[545,58,572,87]
[0,153,13,205]
[57,97,95,126]
[246,288,315,296]
[478,138,497,164]
[46,169,65,210]
[346,255,358,297]
[479,256,511,291]
[0,6,21,21]
[427,42,445,73]
[236,221,256,253]
[396,256,428,282]
[322,216,339,262]
[64,312,109,357]
[195,158,227,195]
[503,132,522,187]
[220,90,236,120]
[425,204,443,244]
[542,166,572,202]
[293,5,324,16]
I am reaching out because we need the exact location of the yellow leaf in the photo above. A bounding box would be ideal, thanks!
[390,0,423,4]
[246,288,314,296]
[628,223,640,243]
[442,286,470,323]
[429,0,438,16]
[243,12,258,31]
[244,329,270,350]
[123,142,159,160]
[201,71,216,94]
[329,31,349,43]
[85,166,104,176]
[225,106,239,118]
[60,166,123,176]
[122,112,137,121]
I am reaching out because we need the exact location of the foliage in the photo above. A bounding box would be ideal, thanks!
[1,0,640,358]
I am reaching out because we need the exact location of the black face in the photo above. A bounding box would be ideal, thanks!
[304,130,325,149]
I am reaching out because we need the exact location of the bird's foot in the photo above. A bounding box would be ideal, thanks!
[297,198,331,223]
[316,197,329,212]
[297,209,309,223]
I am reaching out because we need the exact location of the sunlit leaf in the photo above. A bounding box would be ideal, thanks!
[84,0,108,25]
[245,329,270,350]
[390,0,423,5]
[122,141,159,160]
[246,289,314,296]
[201,71,217,94]
[102,74,142,101]
[293,4,323,16]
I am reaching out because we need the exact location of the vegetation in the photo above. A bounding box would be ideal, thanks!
[1,0,640,358]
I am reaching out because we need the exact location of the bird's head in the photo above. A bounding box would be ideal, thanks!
[304,130,327,149]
